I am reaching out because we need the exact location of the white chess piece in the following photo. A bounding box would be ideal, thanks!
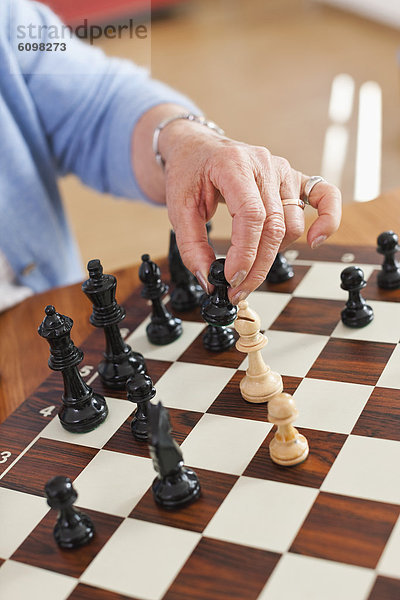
[234,299,282,403]
[268,392,309,466]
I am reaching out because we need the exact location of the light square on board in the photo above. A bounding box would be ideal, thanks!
[163,537,280,600]
[204,476,318,553]
[331,301,400,344]
[40,397,134,449]
[352,387,400,442]
[270,297,343,336]
[257,553,375,600]
[81,519,201,600]
[0,560,77,600]
[377,344,400,389]
[292,262,374,300]
[240,329,329,378]
[377,515,400,579]
[73,450,154,517]
[0,438,98,497]
[11,508,123,578]
[241,290,291,331]
[125,319,205,362]
[180,413,270,475]
[307,338,396,386]
[155,362,236,413]
[244,428,347,489]
[290,491,400,569]
[0,488,49,559]
[293,378,373,434]
[130,467,238,533]
[322,434,400,504]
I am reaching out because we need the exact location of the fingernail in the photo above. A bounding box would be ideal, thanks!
[230,270,247,289]
[232,290,250,305]
[195,271,209,294]
[311,235,327,249]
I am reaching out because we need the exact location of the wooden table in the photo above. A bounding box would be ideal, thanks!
[1,189,399,423]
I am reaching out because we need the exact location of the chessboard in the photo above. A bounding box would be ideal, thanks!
[1,242,400,600]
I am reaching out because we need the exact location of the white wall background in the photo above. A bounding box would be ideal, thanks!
[317,0,400,28]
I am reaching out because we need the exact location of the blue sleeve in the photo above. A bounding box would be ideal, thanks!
[5,0,200,200]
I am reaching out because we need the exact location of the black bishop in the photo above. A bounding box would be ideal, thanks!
[139,254,182,345]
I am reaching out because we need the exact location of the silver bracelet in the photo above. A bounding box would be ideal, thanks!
[152,112,225,167]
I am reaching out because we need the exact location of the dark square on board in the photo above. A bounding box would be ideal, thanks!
[352,387,400,442]
[366,270,400,303]
[0,438,98,497]
[307,338,396,386]
[67,584,139,600]
[162,537,280,600]
[368,576,400,600]
[290,491,400,569]
[257,264,311,294]
[11,508,123,578]
[177,329,244,369]
[207,372,302,421]
[270,297,343,336]
[243,428,347,489]
[130,467,238,533]
[103,407,203,458]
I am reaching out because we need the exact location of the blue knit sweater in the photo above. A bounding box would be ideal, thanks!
[0,0,197,292]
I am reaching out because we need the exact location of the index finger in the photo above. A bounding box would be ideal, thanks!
[211,158,269,288]
[301,175,342,248]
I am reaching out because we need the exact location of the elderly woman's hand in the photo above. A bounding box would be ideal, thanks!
[158,119,341,303]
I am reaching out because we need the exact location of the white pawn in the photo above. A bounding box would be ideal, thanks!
[234,299,282,403]
[268,392,309,466]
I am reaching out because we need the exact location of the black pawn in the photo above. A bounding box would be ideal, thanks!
[201,258,238,327]
[139,254,182,345]
[377,231,400,289]
[340,266,374,328]
[168,230,203,312]
[266,252,294,283]
[45,476,95,549]
[38,305,108,433]
[127,373,156,441]
[149,402,201,509]
[82,259,146,389]
[203,325,235,352]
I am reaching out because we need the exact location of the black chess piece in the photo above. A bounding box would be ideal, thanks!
[203,325,235,352]
[127,372,156,441]
[139,254,183,345]
[266,252,294,283]
[38,305,108,433]
[168,230,203,312]
[82,260,146,389]
[340,266,374,328]
[45,476,95,549]
[148,402,201,509]
[376,231,400,290]
[201,258,238,327]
